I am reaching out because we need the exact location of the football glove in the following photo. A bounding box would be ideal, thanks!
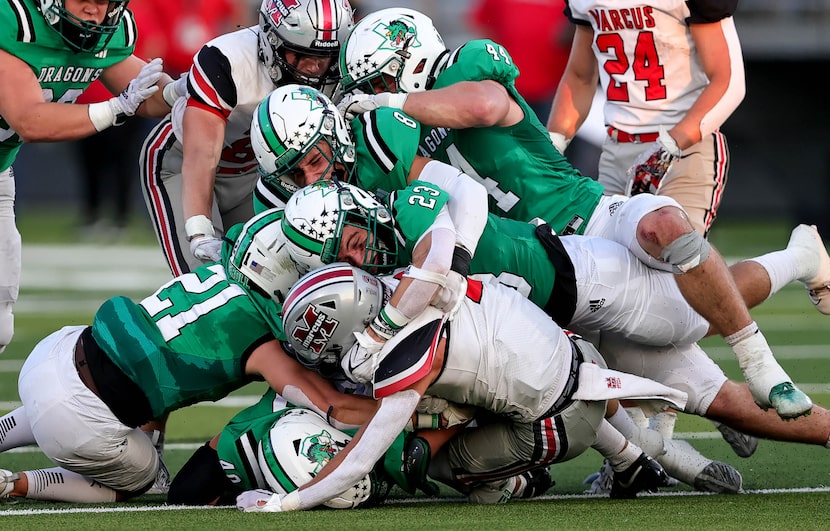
[341,330,384,383]
[189,235,222,262]
[185,215,222,262]
[337,91,408,121]
[236,489,283,512]
[430,271,467,321]
[626,126,682,196]
[112,58,164,121]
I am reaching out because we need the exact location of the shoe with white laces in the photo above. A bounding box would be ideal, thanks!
[713,421,759,458]
[693,461,743,494]
[583,460,614,495]
[146,458,170,495]
[787,224,830,314]
[1,469,19,498]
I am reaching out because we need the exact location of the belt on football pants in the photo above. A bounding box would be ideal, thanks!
[539,339,584,419]
[607,126,659,143]
[75,332,102,400]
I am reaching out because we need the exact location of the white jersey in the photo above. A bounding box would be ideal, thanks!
[565,0,738,133]
[373,278,574,422]
[171,26,275,175]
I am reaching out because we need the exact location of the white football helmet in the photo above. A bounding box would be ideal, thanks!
[281,180,398,274]
[258,0,354,96]
[338,7,448,95]
[258,408,372,509]
[226,209,302,303]
[251,84,355,204]
[39,0,131,53]
[282,263,384,369]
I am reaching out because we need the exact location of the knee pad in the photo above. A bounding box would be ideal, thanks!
[659,231,711,274]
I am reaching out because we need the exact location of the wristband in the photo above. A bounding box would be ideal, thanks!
[163,82,179,107]
[387,92,408,110]
[88,101,117,132]
[185,215,215,240]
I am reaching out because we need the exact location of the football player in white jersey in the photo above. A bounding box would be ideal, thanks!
[333,7,825,421]
[139,0,353,277]
[237,263,688,511]
[547,0,745,237]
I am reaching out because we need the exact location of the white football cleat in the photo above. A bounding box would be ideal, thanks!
[713,421,759,458]
[1,469,19,498]
[787,224,830,314]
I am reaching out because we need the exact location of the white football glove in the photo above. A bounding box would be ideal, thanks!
[341,330,384,383]
[111,58,164,121]
[548,131,571,155]
[185,214,222,262]
[337,91,408,120]
[417,395,449,415]
[237,489,283,512]
[431,270,467,320]
[189,235,222,262]
[163,72,188,107]
[441,402,476,428]
[626,126,682,196]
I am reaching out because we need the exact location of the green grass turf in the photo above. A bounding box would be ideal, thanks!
[2,213,829,527]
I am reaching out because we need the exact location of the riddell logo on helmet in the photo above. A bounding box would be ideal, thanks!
[264,0,300,25]
[313,40,339,48]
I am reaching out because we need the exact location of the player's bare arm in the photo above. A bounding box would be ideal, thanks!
[404,79,519,128]
[181,106,226,221]
[547,24,599,139]
[0,48,101,141]
[670,20,745,150]
[245,340,379,430]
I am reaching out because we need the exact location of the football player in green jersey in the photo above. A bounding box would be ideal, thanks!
[0,209,381,504]
[333,7,830,420]
[0,0,185,355]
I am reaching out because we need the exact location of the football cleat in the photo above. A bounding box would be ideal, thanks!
[515,467,554,499]
[146,458,170,495]
[610,453,671,499]
[1,469,19,498]
[583,460,614,495]
[768,382,813,420]
[714,422,759,458]
[693,461,742,494]
[787,224,830,314]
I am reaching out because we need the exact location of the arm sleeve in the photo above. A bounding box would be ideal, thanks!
[296,389,421,510]
[416,160,488,256]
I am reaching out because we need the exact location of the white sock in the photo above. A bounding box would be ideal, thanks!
[727,324,790,398]
[649,410,677,440]
[624,406,649,428]
[0,407,35,450]
[656,440,710,485]
[747,253,800,297]
[593,419,642,472]
[607,407,638,439]
[25,467,117,503]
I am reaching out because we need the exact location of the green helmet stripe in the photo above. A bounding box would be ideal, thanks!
[282,218,325,256]
[256,100,285,158]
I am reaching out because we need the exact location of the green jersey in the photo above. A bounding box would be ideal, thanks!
[390,181,558,309]
[0,0,136,171]
[91,261,285,419]
[217,388,295,490]
[217,388,409,495]
[353,39,605,235]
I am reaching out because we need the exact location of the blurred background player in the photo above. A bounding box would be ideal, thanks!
[139,0,353,277]
[546,0,745,237]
